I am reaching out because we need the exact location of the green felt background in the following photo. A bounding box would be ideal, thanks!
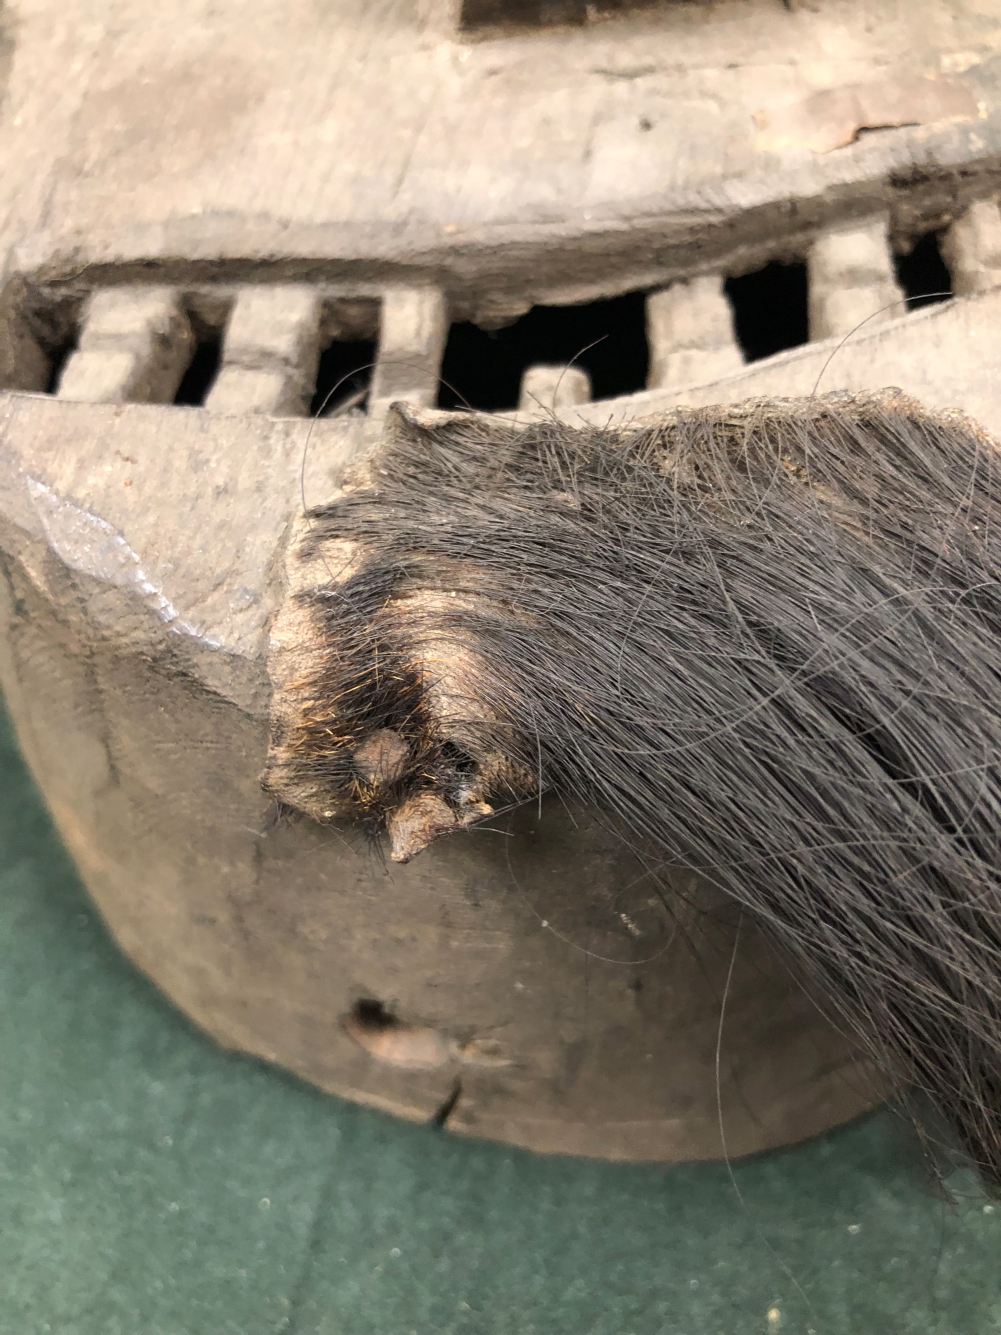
[1,696,1000,1335]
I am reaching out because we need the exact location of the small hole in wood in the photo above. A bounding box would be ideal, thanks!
[894,231,953,311]
[310,339,376,417]
[44,331,79,394]
[20,292,85,394]
[461,0,587,25]
[460,0,663,28]
[438,290,649,411]
[351,998,398,1033]
[173,334,223,405]
[724,261,809,363]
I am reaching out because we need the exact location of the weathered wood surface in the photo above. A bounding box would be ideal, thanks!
[1,0,1000,326]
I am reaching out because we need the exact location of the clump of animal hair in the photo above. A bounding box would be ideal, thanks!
[264,388,1001,1194]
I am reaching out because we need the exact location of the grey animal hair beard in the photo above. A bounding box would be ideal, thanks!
[265,389,1001,1194]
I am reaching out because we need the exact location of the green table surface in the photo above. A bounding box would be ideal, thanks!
[2,696,1000,1335]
